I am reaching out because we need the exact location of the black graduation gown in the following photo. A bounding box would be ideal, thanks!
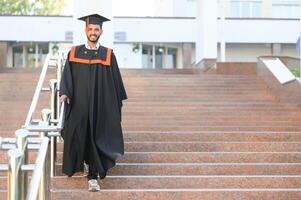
[59,44,127,177]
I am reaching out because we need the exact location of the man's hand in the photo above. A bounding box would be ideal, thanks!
[60,95,70,104]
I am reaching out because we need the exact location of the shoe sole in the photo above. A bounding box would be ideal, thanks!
[88,188,100,192]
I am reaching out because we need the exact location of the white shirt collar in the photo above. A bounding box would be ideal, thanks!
[85,42,100,50]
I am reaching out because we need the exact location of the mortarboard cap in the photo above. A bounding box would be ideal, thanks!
[78,14,110,28]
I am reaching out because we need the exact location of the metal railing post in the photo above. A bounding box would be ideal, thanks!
[49,79,58,121]
[15,129,29,200]
[56,52,63,90]
[41,109,51,125]
[49,80,58,178]
[38,121,50,200]
[40,109,51,200]
[56,53,64,144]
[24,54,51,128]
[7,149,24,200]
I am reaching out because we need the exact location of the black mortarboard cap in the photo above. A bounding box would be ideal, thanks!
[78,14,110,28]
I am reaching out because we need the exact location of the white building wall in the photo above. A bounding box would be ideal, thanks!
[0,16,73,42]
[113,43,142,68]
[0,16,299,68]
[0,16,299,45]
[154,0,174,16]
[196,0,218,62]
[223,19,300,43]
[173,0,196,17]
[113,17,196,43]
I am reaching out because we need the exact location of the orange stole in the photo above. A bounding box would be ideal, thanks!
[69,46,112,66]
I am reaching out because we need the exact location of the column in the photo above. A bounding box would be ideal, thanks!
[195,0,218,63]
[7,45,13,68]
[22,45,27,68]
[164,46,168,68]
[219,0,226,62]
[73,0,113,48]
[272,43,282,56]
[35,43,39,68]
[139,43,143,68]
[152,45,155,69]
[177,46,183,69]
[183,43,192,68]
[0,42,8,68]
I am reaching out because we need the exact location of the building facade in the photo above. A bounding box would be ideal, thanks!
[0,0,300,69]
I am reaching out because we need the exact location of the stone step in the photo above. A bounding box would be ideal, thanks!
[51,142,301,152]
[121,126,301,132]
[51,176,301,190]
[2,68,301,199]
[122,100,278,103]
[4,113,301,120]
[116,152,301,164]
[3,126,301,133]
[0,92,276,97]
[3,126,301,132]
[3,121,301,128]
[122,102,300,108]
[0,105,301,111]
[50,190,301,200]
[53,163,301,176]
[11,114,301,121]
[122,132,301,142]
[2,149,301,165]
[122,118,301,122]
[2,131,301,142]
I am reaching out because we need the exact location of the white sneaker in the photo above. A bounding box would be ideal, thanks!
[84,163,89,175]
[88,179,100,192]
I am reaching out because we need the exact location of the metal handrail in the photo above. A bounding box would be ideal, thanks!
[26,101,65,132]
[24,53,52,128]
[0,50,67,200]
[57,101,65,129]
[26,137,49,200]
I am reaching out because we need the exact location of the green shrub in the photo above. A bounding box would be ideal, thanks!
[290,68,300,77]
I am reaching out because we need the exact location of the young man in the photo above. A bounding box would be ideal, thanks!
[59,14,127,192]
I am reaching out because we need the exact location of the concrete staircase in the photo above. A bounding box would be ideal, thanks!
[1,68,301,199]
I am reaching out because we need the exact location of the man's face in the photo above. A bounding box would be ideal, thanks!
[85,24,102,43]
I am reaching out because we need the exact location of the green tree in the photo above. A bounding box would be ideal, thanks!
[0,0,66,15]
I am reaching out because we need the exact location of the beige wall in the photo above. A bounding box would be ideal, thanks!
[262,0,273,18]
[217,43,300,62]
[281,44,300,58]
[218,43,271,62]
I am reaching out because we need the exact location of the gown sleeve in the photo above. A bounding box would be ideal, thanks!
[59,52,73,99]
[59,52,73,123]
[111,51,127,121]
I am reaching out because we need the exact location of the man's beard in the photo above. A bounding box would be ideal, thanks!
[87,34,100,43]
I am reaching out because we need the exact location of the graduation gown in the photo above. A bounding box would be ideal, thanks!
[59,44,127,177]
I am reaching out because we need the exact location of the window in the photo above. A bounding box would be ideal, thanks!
[230,0,262,18]
[272,0,300,19]
[252,1,262,17]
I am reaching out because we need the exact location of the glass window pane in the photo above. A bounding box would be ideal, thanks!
[230,1,240,17]
[241,2,250,17]
[272,0,300,18]
[290,5,300,18]
[252,2,262,17]
[272,5,283,18]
